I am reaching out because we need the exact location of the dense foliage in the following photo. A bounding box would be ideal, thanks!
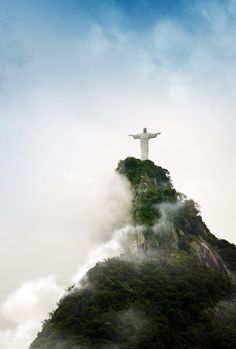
[117,157,178,225]
[30,157,236,349]
[30,257,236,349]
[117,157,172,187]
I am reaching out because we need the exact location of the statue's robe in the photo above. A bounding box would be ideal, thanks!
[132,132,158,160]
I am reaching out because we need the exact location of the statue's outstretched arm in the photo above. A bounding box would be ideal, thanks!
[149,132,161,139]
[129,134,140,139]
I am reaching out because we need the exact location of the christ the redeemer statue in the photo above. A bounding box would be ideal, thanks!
[129,128,161,160]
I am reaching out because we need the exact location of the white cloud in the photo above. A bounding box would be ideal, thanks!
[0,171,132,349]
[0,276,63,349]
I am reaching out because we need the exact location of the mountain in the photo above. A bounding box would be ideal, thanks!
[30,158,236,349]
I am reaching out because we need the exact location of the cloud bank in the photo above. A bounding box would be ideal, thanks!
[0,173,133,348]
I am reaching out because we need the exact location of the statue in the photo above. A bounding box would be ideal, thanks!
[129,128,161,160]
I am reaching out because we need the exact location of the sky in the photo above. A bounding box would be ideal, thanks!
[1,0,236,347]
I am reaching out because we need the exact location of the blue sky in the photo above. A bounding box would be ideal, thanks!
[1,1,236,348]
[0,0,230,47]
[0,0,232,30]
[0,0,234,120]
[1,0,235,85]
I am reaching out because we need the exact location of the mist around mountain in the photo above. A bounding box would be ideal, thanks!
[30,158,236,349]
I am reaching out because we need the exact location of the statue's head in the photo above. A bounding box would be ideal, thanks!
[143,128,147,133]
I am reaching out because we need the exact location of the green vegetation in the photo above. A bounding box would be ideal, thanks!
[117,157,177,225]
[30,157,236,349]
[117,158,236,270]
[117,157,172,187]
[30,258,236,349]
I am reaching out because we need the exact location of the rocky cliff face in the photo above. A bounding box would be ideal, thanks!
[191,241,231,278]
[117,157,235,279]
